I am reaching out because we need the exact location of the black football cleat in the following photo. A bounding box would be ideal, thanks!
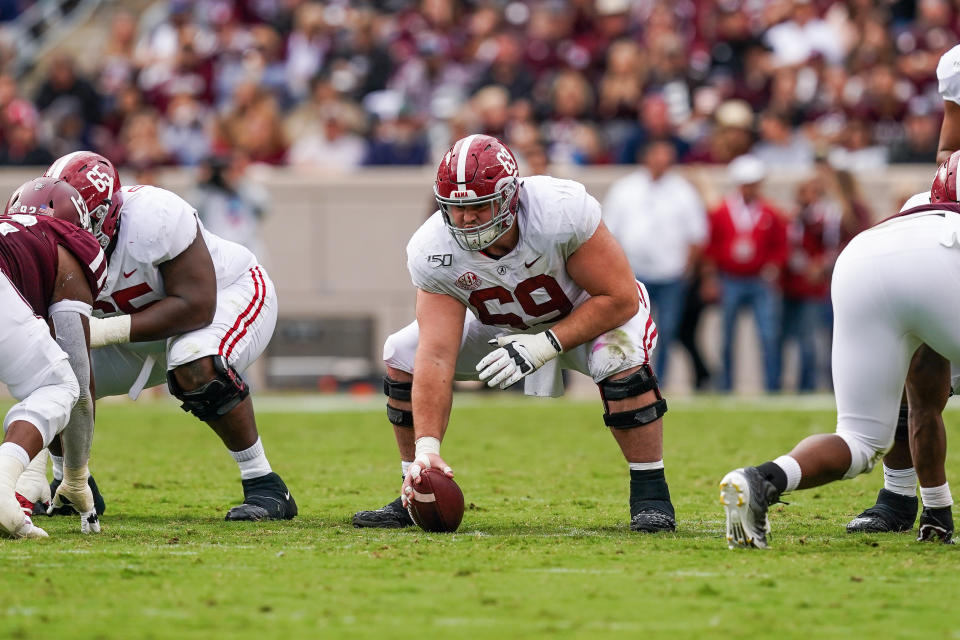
[352,496,414,528]
[40,475,106,517]
[629,501,676,533]
[720,466,780,549]
[225,472,298,521]
[846,489,918,534]
[917,506,954,544]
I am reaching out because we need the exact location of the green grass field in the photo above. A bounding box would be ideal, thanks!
[1,393,958,640]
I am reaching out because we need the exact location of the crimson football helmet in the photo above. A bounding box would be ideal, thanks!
[5,177,90,229]
[44,151,123,249]
[434,134,521,251]
[931,149,960,203]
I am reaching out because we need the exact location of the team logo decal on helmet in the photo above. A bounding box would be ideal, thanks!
[44,151,124,249]
[434,134,521,251]
[5,176,91,229]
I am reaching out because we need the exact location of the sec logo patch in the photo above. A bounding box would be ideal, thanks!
[455,271,481,290]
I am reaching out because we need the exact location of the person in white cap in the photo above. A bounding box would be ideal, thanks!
[703,155,788,391]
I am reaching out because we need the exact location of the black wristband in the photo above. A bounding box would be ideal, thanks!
[545,329,563,353]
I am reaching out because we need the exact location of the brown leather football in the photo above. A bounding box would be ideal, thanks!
[406,468,465,532]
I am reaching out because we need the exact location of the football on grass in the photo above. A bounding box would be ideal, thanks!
[406,468,465,532]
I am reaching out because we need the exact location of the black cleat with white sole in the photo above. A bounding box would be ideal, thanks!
[630,501,676,533]
[720,466,781,549]
[39,475,106,517]
[917,506,954,544]
[225,472,297,521]
[845,489,917,534]
[352,496,414,528]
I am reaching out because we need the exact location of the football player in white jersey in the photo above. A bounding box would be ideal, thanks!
[843,44,960,540]
[353,134,676,532]
[36,151,296,522]
[720,155,960,549]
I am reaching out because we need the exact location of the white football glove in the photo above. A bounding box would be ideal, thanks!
[49,466,101,534]
[476,330,563,389]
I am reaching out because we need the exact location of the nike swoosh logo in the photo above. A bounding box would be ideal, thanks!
[122,269,136,278]
[524,256,542,268]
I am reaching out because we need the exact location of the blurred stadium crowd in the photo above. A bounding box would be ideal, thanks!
[0,0,949,171]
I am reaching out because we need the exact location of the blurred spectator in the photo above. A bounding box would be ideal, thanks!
[687,99,755,163]
[617,94,689,164]
[161,94,212,165]
[470,32,535,102]
[752,109,815,168]
[764,0,847,67]
[214,81,286,163]
[284,3,331,102]
[34,52,102,139]
[603,139,707,383]
[543,70,602,165]
[0,100,53,166]
[471,85,510,140]
[0,0,945,172]
[780,176,840,392]
[677,261,713,391]
[287,101,367,170]
[191,152,267,258]
[364,107,429,166]
[704,155,788,392]
[889,97,941,163]
[98,10,139,98]
[828,117,888,171]
[120,109,172,168]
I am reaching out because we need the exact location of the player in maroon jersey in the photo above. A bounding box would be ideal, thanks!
[0,177,105,537]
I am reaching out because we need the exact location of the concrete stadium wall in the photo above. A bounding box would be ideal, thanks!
[0,164,935,394]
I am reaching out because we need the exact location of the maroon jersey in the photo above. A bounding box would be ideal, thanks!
[0,213,106,317]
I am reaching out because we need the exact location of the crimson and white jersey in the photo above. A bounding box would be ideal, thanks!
[95,185,257,317]
[938,44,960,105]
[406,176,601,331]
[0,214,105,318]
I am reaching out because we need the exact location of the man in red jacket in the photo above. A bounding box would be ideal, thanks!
[704,155,788,392]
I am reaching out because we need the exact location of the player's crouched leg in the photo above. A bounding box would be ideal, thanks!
[167,356,297,521]
[585,290,675,532]
[597,365,675,533]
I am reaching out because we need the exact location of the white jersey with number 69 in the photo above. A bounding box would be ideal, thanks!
[94,184,258,317]
[406,175,601,332]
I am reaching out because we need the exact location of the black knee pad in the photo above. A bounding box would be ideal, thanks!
[894,402,909,442]
[599,365,668,429]
[383,376,412,401]
[384,376,413,427]
[167,356,249,422]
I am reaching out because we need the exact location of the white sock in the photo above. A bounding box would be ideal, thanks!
[773,455,802,493]
[229,438,272,480]
[883,465,917,497]
[0,448,27,534]
[920,483,953,509]
[401,460,413,478]
[51,454,64,481]
[628,460,664,471]
[0,442,30,471]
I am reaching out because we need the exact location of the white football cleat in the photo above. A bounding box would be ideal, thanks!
[720,467,777,549]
